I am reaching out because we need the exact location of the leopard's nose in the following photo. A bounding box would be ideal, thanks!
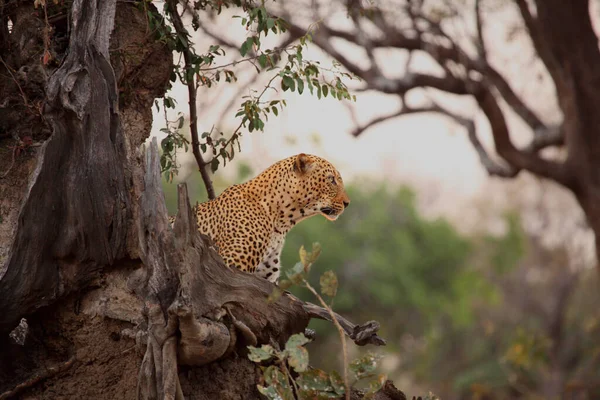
[343,201,350,209]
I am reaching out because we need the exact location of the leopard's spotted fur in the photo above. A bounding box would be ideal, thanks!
[175,153,350,283]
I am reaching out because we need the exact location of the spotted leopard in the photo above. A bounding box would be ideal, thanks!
[173,153,350,283]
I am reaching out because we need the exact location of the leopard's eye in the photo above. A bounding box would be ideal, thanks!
[329,176,337,185]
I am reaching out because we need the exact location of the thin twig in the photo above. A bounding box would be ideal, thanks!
[302,278,350,400]
[205,72,281,165]
[0,56,28,106]
[474,0,487,61]
[213,33,301,124]
[199,44,294,72]
[280,359,301,397]
[166,0,215,200]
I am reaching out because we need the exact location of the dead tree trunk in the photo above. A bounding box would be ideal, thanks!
[0,1,392,398]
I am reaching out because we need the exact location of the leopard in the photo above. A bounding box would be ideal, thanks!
[177,153,350,284]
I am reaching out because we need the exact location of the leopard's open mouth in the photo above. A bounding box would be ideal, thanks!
[320,207,339,221]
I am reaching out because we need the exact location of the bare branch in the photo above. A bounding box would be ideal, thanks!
[352,95,519,177]
[197,23,240,50]
[429,101,518,178]
[474,84,574,187]
[367,72,471,95]
[317,18,549,135]
[474,0,487,61]
[284,2,572,188]
[349,103,442,137]
[485,66,546,130]
[289,23,367,79]
[526,124,564,152]
[514,0,561,84]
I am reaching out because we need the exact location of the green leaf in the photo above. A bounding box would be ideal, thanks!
[366,374,387,395]
[282,76,295,92]
[297,369,332,392]
[240,37,254,56]
[286,333,311,349]
[329,371,345,395]
[272,106,279,116]
[322,85,329,97]
[211,158,220,173]
[258,54,268,69]
[263,366,295,400]
[258,7,267,22]
[287,345,308,372]
[247,344,276,362]
[257,385,279,400]
[296,77,305,94]
[177,33,189,49]
[350,353,382,380]
[296,48,303,65]
[320,270,338,297]
[285,262,305,284]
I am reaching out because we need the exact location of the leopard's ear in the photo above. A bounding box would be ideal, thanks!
[294,153,314,175]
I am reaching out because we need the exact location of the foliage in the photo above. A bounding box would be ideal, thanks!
[248,245,388,400]
[144,0,358,182]
[159,113,189,181]
[278,182,529,397]
[282,184,487,329]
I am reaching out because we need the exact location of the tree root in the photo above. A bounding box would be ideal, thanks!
[0,356,76,400]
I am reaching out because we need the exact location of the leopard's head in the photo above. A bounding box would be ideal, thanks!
[290,153,350,221]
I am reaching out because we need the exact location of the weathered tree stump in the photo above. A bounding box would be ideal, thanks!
[0,1,393,398]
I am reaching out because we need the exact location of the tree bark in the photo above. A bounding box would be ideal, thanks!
[531,0,600,269]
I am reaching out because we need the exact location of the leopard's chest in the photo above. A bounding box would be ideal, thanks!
[255,231,287,283]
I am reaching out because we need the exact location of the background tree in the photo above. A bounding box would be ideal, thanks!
[197,0,600,268]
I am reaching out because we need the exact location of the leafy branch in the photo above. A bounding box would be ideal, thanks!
[249,244,387,400]
[298,247,350,400]
[151,0,358,194]
[165,0,216,199]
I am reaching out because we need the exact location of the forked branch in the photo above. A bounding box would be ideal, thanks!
[279,1,572,186]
